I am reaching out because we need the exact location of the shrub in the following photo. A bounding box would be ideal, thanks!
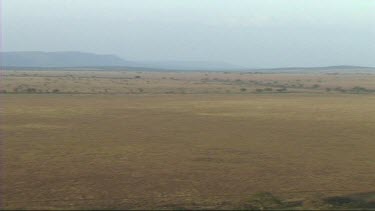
[276,88,287,92]
[26,88,37,93]
[312,84,320,89]
[334,87,345,92]
[302,193,331,210]
[264,88,273,91]
[351,86,369,93]
[323,196,370,209]
[242,192,284,210]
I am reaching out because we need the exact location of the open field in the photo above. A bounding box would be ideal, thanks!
[2,70,375,95]
[2,70,375,209]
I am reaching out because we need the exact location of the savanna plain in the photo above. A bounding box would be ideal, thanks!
[2,70,375,209]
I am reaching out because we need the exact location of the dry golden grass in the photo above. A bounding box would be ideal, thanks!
[2,92,375,209]
[2,70,375,94]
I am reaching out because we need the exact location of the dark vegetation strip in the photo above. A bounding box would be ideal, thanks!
[4,189,359,204]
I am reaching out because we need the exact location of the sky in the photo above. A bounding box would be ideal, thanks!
[2,0,375,68]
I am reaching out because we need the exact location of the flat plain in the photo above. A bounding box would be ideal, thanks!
[2,70,375,209]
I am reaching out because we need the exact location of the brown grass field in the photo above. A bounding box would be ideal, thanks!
[1,70,375,209]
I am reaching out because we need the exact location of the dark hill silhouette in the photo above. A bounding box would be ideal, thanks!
[1,51,374,72]
[0,51,244,70]
[1,51,127,67]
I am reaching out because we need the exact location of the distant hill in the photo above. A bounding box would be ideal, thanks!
[1,51,374,72]
[249,65,375,73]
[1,51,128,67]
[125,60,245,71]
[0,51,244,71]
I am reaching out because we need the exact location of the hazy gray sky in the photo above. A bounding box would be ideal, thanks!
[3,0,375,67]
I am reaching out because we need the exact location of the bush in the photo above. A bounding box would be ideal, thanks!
[323,196,370,209]
[312,84,320,89]
[302,193,331,210]
[334,87,346,92]
[351,86,369,93]
[26,88,37,93]
[242,192,283,210]
[276,88,287,92]
[302,194,372,210]
[264,87,273,91]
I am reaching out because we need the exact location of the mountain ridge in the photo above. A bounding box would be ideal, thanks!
[0,51,243,70]
[1,51,374,72]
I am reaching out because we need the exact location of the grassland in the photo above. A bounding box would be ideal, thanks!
[2,70,375,95]
[1,70,375,209]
